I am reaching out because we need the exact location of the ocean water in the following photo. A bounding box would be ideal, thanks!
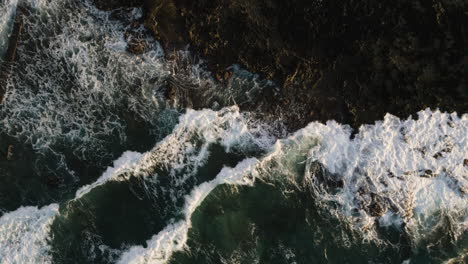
[0,0,18,58]
[0,0,467,263]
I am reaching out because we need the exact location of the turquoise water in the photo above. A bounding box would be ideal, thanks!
[0,1,467,263]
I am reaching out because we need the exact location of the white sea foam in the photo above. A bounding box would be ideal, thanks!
[298,109,467,244]
[72,105,269,199]
[113,108,310,264]
[116,108,467,263]
[0,105,465,263]
[0,0,278,168]
[0,0,18,58]
[0,150,144,263]
[117,158,259,264]
[75,151,143,199]
[0,0,168,161]
[0,204,59,264]
[0,1,465,259]
[124,106,274,186]
[71,106,268,200]
[0,104,271,263]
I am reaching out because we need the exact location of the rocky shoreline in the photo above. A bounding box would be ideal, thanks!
[141,0,467,129]
[4,0,467,130]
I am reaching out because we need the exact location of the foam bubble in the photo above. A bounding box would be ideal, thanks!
[115,109,467,263]
[0,0,18,58]
[299,109,467,244]
[117,158,259,264]
[75,151,143,199]
[0,204,59,264]
[127,106,274,182]
[0,0,168,162]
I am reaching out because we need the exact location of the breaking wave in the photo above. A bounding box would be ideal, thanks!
[0,204,58,264]
[0,105,466,263]
[0,0,466,263]
[116,108,467,263]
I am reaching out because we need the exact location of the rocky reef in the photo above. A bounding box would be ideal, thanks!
[99,0,467,129]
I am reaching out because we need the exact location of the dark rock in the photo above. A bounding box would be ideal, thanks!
[6,145,13,161]
[93,0,145,11]
[143,0,468,129]
[143,0,188,50]
[164,80,177,102]
[306,161,344,192]
[421,170,434,178]
[368,193,386,217]
[45,175,61,188]
[127,38,148,54]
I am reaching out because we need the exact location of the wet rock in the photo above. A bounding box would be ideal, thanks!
[6,145,13,161]
[93,0,145,11]
[419,169,434,178]
[164,80,177,102]
[215,70,233,82]
[223,71,233,81]
[144,0,188,50]
[368,193,386,217]
[143,0,467,129]
[45,175,61,188]
[306,161,343,192]
[127,38,148,54]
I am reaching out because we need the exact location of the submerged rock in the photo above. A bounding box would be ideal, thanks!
[6,145,13,161]
[142,0,467,129]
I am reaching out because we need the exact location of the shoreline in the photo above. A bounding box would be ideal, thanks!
[138,0,467,130]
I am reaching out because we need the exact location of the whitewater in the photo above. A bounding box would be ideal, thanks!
[0,0,466,263]
[1,106,466,263]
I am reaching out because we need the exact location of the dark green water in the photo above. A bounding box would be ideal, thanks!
[0,0,466,264]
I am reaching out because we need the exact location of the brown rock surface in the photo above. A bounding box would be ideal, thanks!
[89,0,467,129]
[142,0,467,129]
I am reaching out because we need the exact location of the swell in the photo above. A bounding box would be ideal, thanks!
[47,106,274,263]
[0,0,279,213]
[0,105,465,263]
[0,0,466,263]
[118,108,467,264]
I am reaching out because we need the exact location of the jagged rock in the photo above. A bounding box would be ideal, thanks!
[420,169,434,178]
[164,80,177,102]
[368,193,387,217]
[127,38,148,54]
[143,0,467,129]
[306,161,343,192]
